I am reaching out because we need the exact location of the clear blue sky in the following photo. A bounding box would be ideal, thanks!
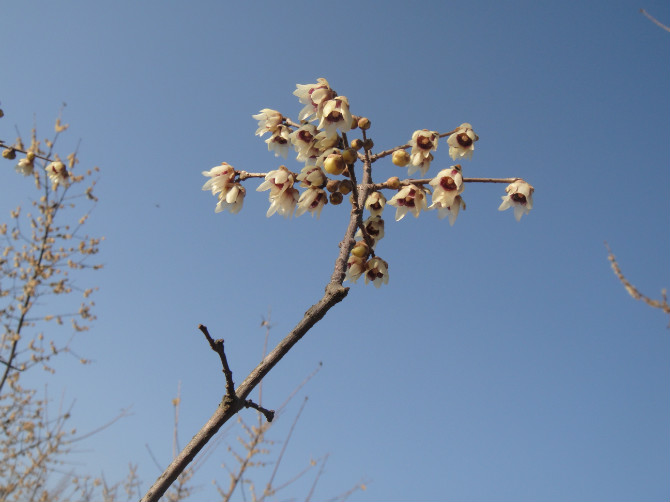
[1,1,668,501]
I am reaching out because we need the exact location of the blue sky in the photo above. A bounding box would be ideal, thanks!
[1,1,669,501]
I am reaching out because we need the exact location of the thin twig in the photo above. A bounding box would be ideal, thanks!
[605,242,670,321]
[640,9,670,32]
[198,324,236,397]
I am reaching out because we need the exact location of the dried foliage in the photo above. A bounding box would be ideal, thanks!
[0,105,103,501]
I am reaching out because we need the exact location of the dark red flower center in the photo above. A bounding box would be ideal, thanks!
[511,193,527,205]
[456,133,473,147]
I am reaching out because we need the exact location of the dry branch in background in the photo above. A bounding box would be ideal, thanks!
[606,243,670,321]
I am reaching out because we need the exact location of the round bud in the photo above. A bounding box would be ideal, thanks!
[357,117,371,130]
[2,148,16,160]
[341,148,357,164]
[323,154,346,175]
[326,179,341,193]
[350,138,364,151]
[0,109,4,118]
[338,179,353,195]
[351,241,369,258]
[386,177,400,190]
[350,116,359,129]
[329,192,344,205]
[363,138,374,151]
[392,150,411,167]
[26,152,35,162]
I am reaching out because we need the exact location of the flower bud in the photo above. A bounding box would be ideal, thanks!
[350,116,359,129]
[329,192,344,205]
[392,150,411,167]
[338,179,353,195]
[357,117,371,130]
[326,179,341,193]
[26,152,35,162]
[351,241,370,258]
[341,148,357,164]
[323,153,346,175]
[363,138,374,151]
[350,138,364,151]
[0,109,4,118]
[2,148,16,160]
[386,177,400,190]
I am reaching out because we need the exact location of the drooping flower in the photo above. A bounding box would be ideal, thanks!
[314,130,339,151]
[429,165,466,225]
[15,157,34,176]
[345,254,366,283]
[266,187,299,218]
[294,78,336,122]
[265,124,292,158]
[498,180,534,221]
[409,130,439,176]
[387,184,429,221]
[364,256,389,288]
[290,124,320,162]
[295,187,328,218]
[447,123,478,161]
[215,183,246,214]
[202,162,236,196]
[317,97,352,137]
[256,165,295,197]
[252,109,283,137]
[45,161,69,188]
[296,165,326,188]
[355,215,385,248]
[364,191,386,217]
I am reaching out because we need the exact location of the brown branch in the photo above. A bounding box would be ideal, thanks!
[605,242,670,320]
[640,9,670,32]
[141,282,349,502]
[243,399,275,422]
[198,324,235,397]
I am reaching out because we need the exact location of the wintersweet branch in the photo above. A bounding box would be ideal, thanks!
[156,77,538,501]
[0,140,53,163]
[198,324,235,397]
[371,128,459,161]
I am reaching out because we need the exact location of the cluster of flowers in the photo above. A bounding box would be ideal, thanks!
[3,145,70,188]
[201,78,535,287]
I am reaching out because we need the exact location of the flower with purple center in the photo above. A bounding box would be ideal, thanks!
[498,179,534,221]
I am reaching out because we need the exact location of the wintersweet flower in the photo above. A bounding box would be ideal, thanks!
[317,97,352,137]
[266,187,299,218]
[429,165,465,224]
[296,165,326,188]
[364,192,386,217]
[295,187,328,218]
[498,180,534,221]
[364,256,389,288]
[45,161,69,188]
[265,124,292,158]
[314,130,339,151]
[215,183,245,214]
[355,215,385,247]
[433,195,466,226]
[345,254,366,283]
[256,166,295,197]
[294,78,336,122]
[387,184,429,221]
[15,157,34,176]
[252,109,283,137]
[447,123,478,161]
[290,124,320,162]
[202,162,236,196]
[409,130,439,176]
